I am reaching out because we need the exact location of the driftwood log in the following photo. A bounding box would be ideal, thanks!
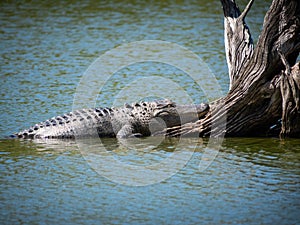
[165,0,300,138]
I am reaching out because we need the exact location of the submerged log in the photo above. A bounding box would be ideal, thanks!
[165,0,300,138]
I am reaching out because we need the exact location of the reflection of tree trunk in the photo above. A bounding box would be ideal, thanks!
[166,0,300,138]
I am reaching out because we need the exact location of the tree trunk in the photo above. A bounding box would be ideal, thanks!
[165,0,300,138]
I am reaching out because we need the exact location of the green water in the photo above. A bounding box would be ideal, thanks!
[1,0,299,224]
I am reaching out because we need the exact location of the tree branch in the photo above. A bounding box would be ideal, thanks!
[163,0,300,138]
[221,0,254,90]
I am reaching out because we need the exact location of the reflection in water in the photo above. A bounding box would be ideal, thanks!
[78,137,204,186]
[1,137,299,224]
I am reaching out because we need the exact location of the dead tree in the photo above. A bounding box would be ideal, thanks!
[165,0,300,138]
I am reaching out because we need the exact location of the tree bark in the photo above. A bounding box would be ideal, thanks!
[164,0,300,138]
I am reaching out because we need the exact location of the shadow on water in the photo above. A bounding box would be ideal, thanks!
[1,137,299,170]
[220,138,300,171]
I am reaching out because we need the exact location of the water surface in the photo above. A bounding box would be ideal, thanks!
[1,138,299,224]
[1,0,299,224]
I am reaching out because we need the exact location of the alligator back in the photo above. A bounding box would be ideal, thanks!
[13,108,121,139]
[12,99,176,139]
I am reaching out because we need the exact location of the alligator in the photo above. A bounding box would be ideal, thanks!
[11,99,209,139]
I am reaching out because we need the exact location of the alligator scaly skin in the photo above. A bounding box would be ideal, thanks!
[12,99,209,139]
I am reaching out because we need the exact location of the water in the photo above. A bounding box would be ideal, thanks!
[1,0,299,224]
[1,138,299,224]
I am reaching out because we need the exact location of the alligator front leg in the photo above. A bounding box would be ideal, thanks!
[116,124,142,138]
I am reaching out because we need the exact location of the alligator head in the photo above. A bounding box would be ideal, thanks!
[153,102,209,128]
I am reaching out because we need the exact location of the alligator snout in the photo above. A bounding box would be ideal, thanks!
[153,103,209,127]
